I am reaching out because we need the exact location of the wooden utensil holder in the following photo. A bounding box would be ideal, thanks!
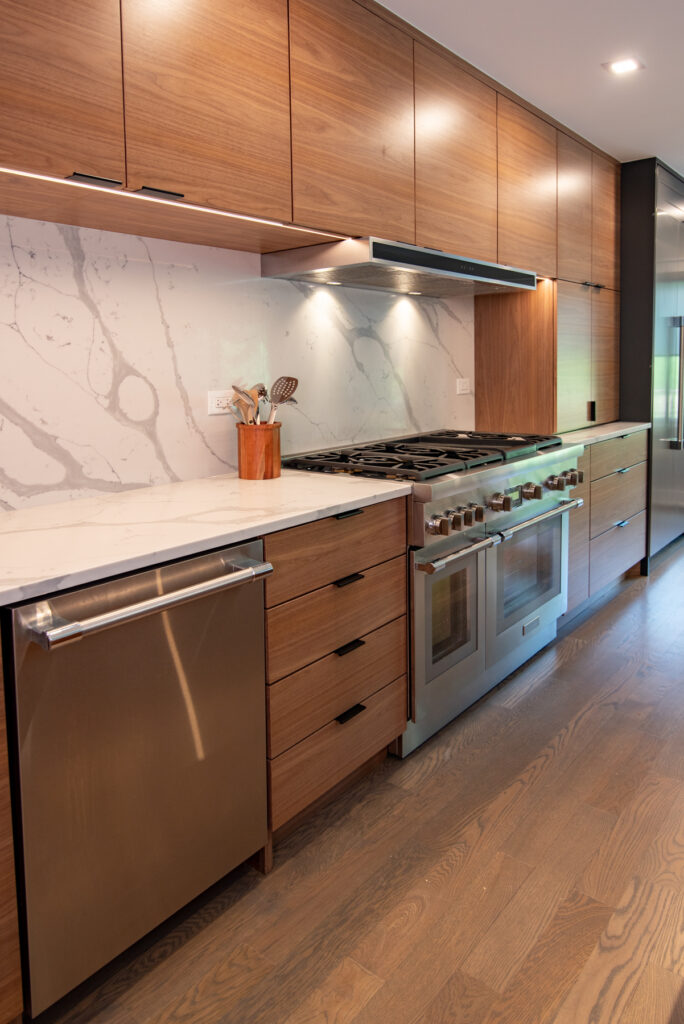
[237,423,281,479]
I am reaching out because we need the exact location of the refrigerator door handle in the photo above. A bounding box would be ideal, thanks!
[670,318,684,451]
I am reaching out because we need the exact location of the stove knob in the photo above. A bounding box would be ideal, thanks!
[427,514,451,536]
[446,509,465,530]
[459,506,475,527]
[521,482,543,500]
[545,475,566,491]
[469,503,486,522]
[562,469,580,486]
[488,493,513,512]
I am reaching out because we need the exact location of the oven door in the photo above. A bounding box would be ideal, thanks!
[485,502,571,668]
[406,536,495,753]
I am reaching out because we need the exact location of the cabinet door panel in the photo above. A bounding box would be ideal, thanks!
[592,154,620,290]
[290,0,414,240]
[414,44,497,261]
[497,97,557,277]
[556,282,592,432]
[557,134,592,284]
[122,0,292,221]
[592,288,620,425]
[0,0,125,181]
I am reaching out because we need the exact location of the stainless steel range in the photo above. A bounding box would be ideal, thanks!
[285,430,584,755]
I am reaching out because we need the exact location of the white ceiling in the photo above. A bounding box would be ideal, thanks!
[378,0,684,178]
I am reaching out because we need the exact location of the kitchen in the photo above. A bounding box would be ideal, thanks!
[1,0,683,1021]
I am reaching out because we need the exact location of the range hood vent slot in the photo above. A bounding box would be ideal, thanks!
[261,237,537,297]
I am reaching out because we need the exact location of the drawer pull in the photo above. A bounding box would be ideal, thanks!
[617,467,632,474]
[617,520,630,528]
[334,508,364,520]
[67,172,123,188]
[333,637,366,657]
[333,572,365,587]
[335,703,367,725]
[136,186,185,200]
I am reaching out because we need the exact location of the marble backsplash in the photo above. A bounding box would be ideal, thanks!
[0,215,475,510]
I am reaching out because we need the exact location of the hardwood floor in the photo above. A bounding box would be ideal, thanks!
[45,539,684,1024]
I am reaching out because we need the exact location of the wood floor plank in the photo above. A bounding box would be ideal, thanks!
[481,890,613,1024]
[281,957,383,1024]
[621,963,684,1023]
[580,773,682,905]
[636,786,684,894]
[464,802,613,993]
[348,852,531,1024]
[416,969,498,1024]
[550,877,684,1024]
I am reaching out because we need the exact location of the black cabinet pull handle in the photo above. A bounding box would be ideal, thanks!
[588,400,597,422]
[335,508,364,520]
[67,172,122,189]
[335,703,366,725]
[333,638,366,657]
[617,466,632,473]
[333,572,364,587]
[136,186,185,200]
[617,519,630,528]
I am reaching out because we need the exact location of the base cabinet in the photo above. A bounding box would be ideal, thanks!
[263,498,408,835]
[565,431,648,617]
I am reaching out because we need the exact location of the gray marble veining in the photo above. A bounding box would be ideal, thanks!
[0,215,475,510]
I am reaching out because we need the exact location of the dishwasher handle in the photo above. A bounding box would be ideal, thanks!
[27,557,274,650]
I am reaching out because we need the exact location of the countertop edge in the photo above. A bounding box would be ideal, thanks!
[558,421,650,446]
[0,474,412,606]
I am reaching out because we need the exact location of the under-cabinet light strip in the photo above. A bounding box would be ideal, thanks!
[0,166,349,240]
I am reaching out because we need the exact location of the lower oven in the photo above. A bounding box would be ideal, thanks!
[401,499,581,756]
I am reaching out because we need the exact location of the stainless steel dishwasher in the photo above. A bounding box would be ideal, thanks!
[6,539,271,1016]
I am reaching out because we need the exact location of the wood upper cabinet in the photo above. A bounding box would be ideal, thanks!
[474,281,557,434]
[121,0,292,221]
[592,153,620,290]
[477,279,620,435]
[558,135,620,289]
[557,133,593,284]
[289,0,415,240]
[414,44,497,261]
[497,96,557,277]
[0,0,125,182]
[592,286,620,424]
[556,281,592,432]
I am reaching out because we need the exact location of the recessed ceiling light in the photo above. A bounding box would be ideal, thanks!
[603,57,643,75]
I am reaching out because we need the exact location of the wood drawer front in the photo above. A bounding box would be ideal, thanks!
[590,462,647,539]
[269,675,407,830]
[589,511,646,596]
[267,555,406,683]
[268,616,406,758]
[590,432,648,480]
[264,498,406,607]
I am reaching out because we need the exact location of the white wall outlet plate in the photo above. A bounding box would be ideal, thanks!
[456,378,471,395]
[207,389,233,415]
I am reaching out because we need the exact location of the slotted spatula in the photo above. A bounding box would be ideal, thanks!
[267,376,298,424]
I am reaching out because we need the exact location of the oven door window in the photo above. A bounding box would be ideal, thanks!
[496,517,562,635]
[425,555,478,682]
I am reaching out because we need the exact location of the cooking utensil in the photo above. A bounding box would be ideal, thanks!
[232,385,257,424]
[267,376,298,424]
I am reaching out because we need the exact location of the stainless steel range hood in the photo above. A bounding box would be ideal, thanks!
[261,237,537,297]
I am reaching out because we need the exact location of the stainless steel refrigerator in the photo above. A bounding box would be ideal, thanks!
[621,158,684,561]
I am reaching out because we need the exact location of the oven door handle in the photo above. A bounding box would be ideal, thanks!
[415,534,500,575]
[497,498,584,541]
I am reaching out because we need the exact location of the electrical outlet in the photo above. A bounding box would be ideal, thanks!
[456,378,471,395]
[207,389,233,415]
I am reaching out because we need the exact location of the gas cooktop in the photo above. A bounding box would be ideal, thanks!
[283,430,562,481]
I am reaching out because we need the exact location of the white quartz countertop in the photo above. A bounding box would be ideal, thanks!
[559,421,650,446]
[0,471,411,605]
